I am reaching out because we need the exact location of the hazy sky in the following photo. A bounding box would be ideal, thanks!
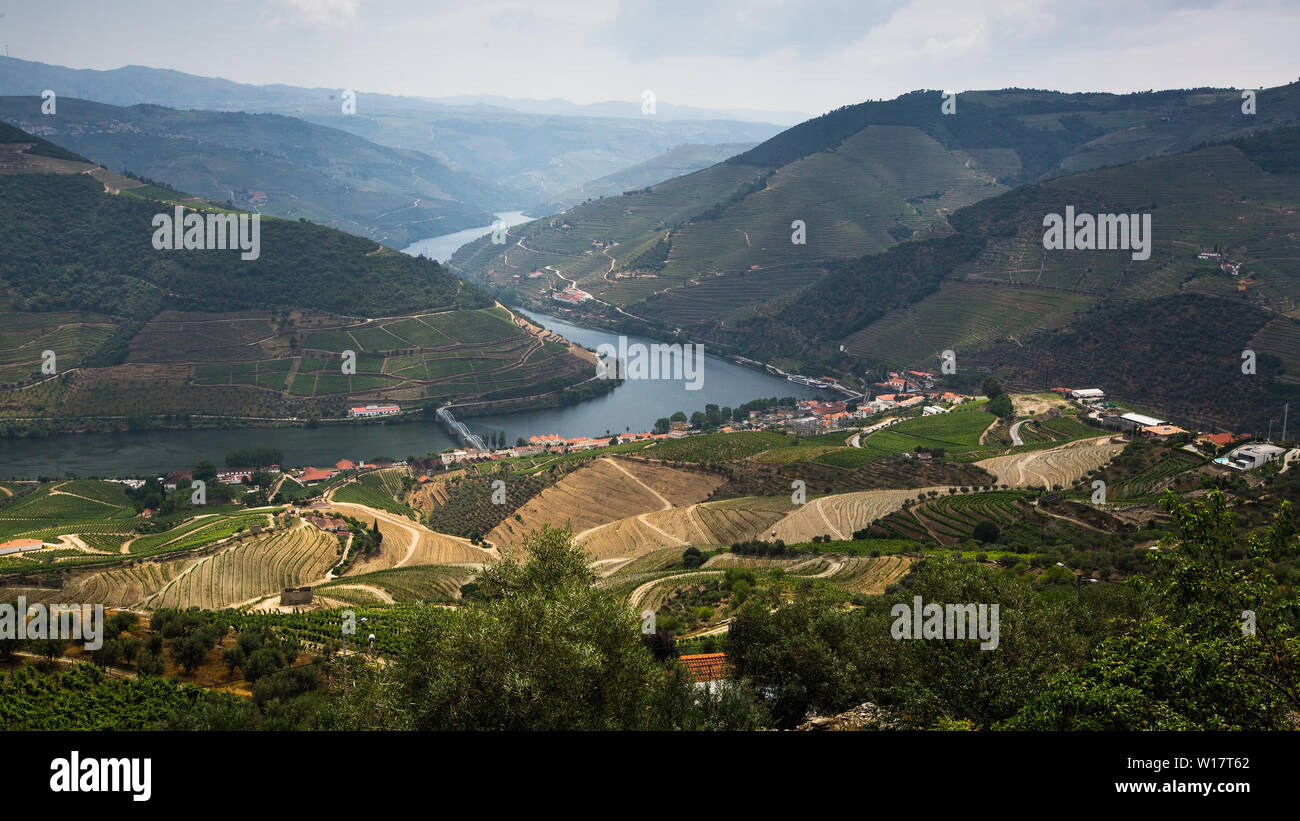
[4,0,1298,116]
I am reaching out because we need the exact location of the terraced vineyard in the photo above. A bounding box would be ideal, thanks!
[28,524,341,609]
[333,469,415,518]
[844,282,1094,367]
[0,480,138,541]
[4,303,591,423]
[976,436,1124,489]
[1014,414,1100,444]
[634,431,790,464]
[866,491,1035,545]
[717,452,995,499]
[770,486,955,542]
[1248,316,1300,384]
[77,532,134,552]
[814,554,914,594]
[329,504,490,572]
[487,458,723,552]
[127,511,277,557]
[1115,453,1202,499]
[319,565,472,604]
[417,470,550,538]
[0,311,118,386]
[688,496,795,544]
[1091,442,1207,501]
[459,124,1004,329]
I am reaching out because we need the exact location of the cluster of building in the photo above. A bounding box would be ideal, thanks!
[151,458,379,494]
[296,459,378,485]
[873,369,936,395]
[782,399,855,433]
[551,286,593,305]
[161,467,277,491]
[1056,386,1289,471]
[284,501,349,536]
[437,429,689,467]
[303,515,348,534]
[1197,251,1241,276]
[1057,388,1194,439]
[772,390,972,434]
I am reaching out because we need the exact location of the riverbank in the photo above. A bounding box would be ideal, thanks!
[0,222,822,477]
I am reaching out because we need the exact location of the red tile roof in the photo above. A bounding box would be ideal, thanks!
[679,652,728,683]
[1200,433,1242,446]
[0,538,44,551]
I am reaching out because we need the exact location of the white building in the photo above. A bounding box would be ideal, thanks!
[1119,412,1166,429]
[350,404,400,418]
[787,417,821,434]
[1071,388,1105,401]
[1227,443,1286,470]
[922,405,949,416]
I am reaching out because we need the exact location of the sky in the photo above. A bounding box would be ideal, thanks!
[2,0,1298,117]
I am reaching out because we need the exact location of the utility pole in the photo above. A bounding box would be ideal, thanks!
[1283,403,1289,443]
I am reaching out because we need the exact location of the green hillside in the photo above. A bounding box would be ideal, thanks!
[453,123,1004,319]
[454,83,1300,335]
[734,125,1300,429]
[0,123,594,431]
[530,142,758,214]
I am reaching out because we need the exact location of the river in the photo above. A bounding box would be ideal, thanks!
[404,210,533,263]
[0,214,822,478]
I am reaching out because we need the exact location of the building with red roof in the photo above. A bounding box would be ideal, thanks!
[1198,432,1245,450]
[0,538,46,556]
[299,467,338,484]
[679,652,728,684]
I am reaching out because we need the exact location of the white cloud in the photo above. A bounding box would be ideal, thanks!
[275,0,361,28]
[5,0,1299,114]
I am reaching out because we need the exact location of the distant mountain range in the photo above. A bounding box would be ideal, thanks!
[0,56,785,204]
[407,94,808,125]
[0,95,510,247]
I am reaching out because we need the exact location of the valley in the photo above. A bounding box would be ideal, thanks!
[2,26,1299,748]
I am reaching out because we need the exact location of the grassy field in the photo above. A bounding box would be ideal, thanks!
[859,403,993,458]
